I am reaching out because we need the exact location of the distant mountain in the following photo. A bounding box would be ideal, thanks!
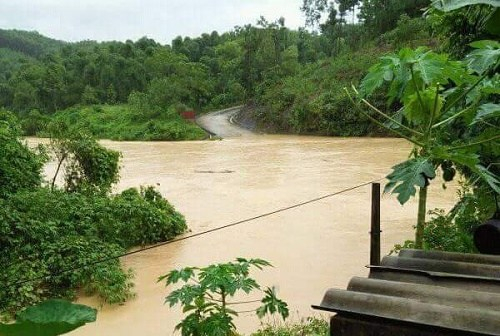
[0,29,65,58]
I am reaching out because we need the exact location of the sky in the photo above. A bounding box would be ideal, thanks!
[1,0,307,44]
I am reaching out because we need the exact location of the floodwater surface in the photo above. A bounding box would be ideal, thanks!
[34,134,458,335]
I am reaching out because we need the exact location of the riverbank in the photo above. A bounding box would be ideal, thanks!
[25,104,207,141]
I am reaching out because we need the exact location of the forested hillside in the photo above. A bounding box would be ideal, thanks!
[0,0,496,139]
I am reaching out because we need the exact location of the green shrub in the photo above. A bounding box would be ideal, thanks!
[379,16,431,48]
[252,317,329,336]
[20,109,50,136]
[46,131,121,194]
[0,118,46,198]
[253,46,394,136]
[0,186,186,316]
[392,184,497,254]
[44,104,206,141]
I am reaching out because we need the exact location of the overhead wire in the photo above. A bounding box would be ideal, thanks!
[2,178,384,291]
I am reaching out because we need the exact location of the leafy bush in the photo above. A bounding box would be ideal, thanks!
[379,15,431,49]
[160,258,289,336]
[252,317,329,336]
[253,46,392,136]
[41,104,206,141]
[0,118,46,198]
[54,132,120,194]
[423,184,497,253]
[0,186,186,316]
[392,183,497,254]
[20,109,50,136]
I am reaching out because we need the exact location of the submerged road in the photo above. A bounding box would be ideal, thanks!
[196,105,254,137]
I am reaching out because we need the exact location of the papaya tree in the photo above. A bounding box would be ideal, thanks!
[159,258,289,336]
[345,39,500,249]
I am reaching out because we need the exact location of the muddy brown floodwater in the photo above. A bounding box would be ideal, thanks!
[31,135,458,335]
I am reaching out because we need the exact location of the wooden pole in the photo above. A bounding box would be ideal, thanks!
[370,183,381,266]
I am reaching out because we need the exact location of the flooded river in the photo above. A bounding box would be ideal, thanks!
[34,133,458,335]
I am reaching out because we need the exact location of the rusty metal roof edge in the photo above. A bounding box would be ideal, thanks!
[367,265,500,282]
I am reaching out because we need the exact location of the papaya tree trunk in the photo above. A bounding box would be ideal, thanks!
[415,186,428,249]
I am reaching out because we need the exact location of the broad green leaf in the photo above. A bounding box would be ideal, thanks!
[466,40,500,75]
[159,267,196,285]
[430,147,480,169]
[432,0,500,12]
[0,300,96,336]
[472,103,500,124]
[257,287,289,320]
[469,40,500,49]
[474,165,500,194]
[403,87,444,126]
[359,63,389,97]
[385,158,436,205]
[413,52,449,86]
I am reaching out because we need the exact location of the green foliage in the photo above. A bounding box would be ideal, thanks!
[379,16,431,49]
[393,183,497,254]
[423,208,477,253]
[0,120,187,316]
[0,118,46,198]
[431,0,499,11]
[385,158,436,204]
[0,29,64,59]
[353,44,500,205]
[428,1,499,57]
[0,185,186,316]
[252,317,329,336]
[348,13,500,247]
[159,258,289,336]
[55,132,120,193]
[0,300,96,336]
[425,184,497,251]
[45,105,206,141]
[253,45,392,136]
[467,40,500,74]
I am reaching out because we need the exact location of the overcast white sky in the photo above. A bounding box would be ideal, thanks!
[1,0,307,44]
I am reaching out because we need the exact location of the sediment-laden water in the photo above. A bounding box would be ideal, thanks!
[29,135,457,335]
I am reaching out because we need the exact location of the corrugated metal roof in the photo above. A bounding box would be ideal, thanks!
[313,249,500,335]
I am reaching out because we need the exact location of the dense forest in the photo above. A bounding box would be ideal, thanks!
[1,0,487,139]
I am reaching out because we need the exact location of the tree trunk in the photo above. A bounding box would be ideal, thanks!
[415,186,428,249]
[51,153,67,191]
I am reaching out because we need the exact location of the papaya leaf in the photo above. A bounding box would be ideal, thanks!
[432,0,500,12]
[403,88,444,126]
[257,287,289,320]
[0,300,96,336]
[385,158,436,205]
[430,147,480,169]
[473,165,500,194]
[359,62,390,97]
[472,103,500,124]
[466,40,500,75]
[413,52,449,86]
